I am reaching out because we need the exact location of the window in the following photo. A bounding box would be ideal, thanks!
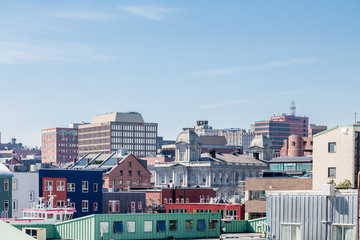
[100,222,109,234]
[82,181,88,193]
[164,198,167,204]
[186,220,193,231]
[67,183,75,192]
[333,225,354,240]
[113,221,123,233]
[57,181,65,191]
[82,200,88,212]
[169,220,177,231]
[144,221,153,232]
[129,171,132,176]
[281,224,301,240]
[137,180,140,186]
[197,219,206,231]
[93,202,98,211]
[328,167,336,178]
[137,171,140,176]
[12,200,17,211]
[25,229,38,238]
[12,179,17,191]
[109,200,120,213]
[138,201,142,210]
[44,180,53,191]
[329,142,336,153]
[157,220,166,232]
[57,200,65,208]
[127,221,135,233]
[93,183,98,192]
[120,170,123,176]
[209,219,218,230]
[129,161,132,167]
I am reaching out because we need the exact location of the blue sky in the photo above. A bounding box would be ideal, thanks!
[0,0,359,147]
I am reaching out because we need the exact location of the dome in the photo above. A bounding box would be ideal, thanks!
[176,128,201,145]
[250,134,273,148]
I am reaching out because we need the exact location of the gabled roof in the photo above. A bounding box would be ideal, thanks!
[0,220,36,239]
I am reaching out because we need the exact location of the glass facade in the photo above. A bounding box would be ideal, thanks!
[270,163,311,172]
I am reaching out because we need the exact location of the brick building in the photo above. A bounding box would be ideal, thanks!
[41,127,78,165]
[71,152,152,192]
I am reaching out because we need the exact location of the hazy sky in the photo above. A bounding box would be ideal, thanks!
[0,0,359,147]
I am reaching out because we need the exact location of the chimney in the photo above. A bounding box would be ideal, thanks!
[116,158,120,165]
[73,158,77,165]
[209,150,216,158]
[86,158,90,164]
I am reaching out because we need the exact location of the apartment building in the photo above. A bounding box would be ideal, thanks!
[78,112,157,158]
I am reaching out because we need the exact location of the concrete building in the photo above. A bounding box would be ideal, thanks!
[154,128,268,199]
[312,125,360,190]
[255,115,309,151]
[308,124,327,137]
[245,177,312,220]
[78,112,157,158]
[41,127,79,166]
[12,172,39,219]
[219,128,255,152]
[193,120,220,136]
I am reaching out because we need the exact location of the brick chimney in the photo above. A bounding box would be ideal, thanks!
[116,158,120,165]
[73,158,77,165]
[86,158,90,164]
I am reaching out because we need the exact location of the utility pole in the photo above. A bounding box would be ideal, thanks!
[355,112,358,124]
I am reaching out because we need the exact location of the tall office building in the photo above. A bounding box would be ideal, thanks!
[41,127,79,165]
[255,115,309,151]
[78,112,157,158]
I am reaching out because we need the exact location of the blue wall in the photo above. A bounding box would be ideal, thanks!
[39,169,103,218]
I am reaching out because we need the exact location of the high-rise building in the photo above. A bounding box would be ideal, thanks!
[255,115,309,151]
[41,127,79,165]
[218,128,255,152]
[78,112,157,158]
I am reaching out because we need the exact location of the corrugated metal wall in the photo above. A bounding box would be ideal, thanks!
[267,193,357,240]
[221,217,267,233]
[53,213,221,240]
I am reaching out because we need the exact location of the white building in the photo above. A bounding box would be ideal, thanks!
[154,128,268,199]
[219,128,255,151]
[313,124,360,190]
[12,172,39,218]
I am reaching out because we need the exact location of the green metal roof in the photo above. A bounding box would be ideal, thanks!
[0,220,36,239]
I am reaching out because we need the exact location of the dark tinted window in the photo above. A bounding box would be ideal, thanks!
[114,221,123,233]
[157,220,166,232]
[197,219,206,231]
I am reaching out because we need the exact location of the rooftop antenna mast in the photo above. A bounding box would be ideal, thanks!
[290,101,296,116]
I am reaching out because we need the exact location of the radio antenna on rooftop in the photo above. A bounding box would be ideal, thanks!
[290,101,296,116]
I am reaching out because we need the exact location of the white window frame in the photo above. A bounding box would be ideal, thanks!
[82,200,88,212]
[67,183,75,192]
[82,181,88,193]
[332,224,355,240]
[281,223,301,240]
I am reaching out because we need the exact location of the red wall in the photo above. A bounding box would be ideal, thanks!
[166,203,245,220]
[42,177,67,207]
[161,188,216,204]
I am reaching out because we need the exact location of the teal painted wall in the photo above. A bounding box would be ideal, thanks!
[0,176,12,218]
[222,217,267,233]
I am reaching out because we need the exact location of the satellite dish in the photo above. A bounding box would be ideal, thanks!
[341,128,349,135]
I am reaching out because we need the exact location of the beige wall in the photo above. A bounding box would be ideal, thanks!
[313,126,359,190]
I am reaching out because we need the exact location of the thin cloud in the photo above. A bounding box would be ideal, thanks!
[197,99,251,110]
[119,6,173,21]
[0,41,116,64]
[273,87,327,96]
[53,11,114,21]
[195,58,319,77]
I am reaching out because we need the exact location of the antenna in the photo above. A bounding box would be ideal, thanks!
[290,101,296,116]
[355,112,358,124]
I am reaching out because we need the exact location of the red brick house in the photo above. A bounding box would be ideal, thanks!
[71,153,152,192]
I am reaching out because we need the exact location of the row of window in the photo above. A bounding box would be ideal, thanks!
[111,125,157,132]
[108,200,142,213]
[44,181,98,193]
[101,219,216,234]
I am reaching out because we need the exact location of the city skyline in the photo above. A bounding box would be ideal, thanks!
[0,0,359,146]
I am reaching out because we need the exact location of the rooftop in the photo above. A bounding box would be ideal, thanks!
[92,112,144,124]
